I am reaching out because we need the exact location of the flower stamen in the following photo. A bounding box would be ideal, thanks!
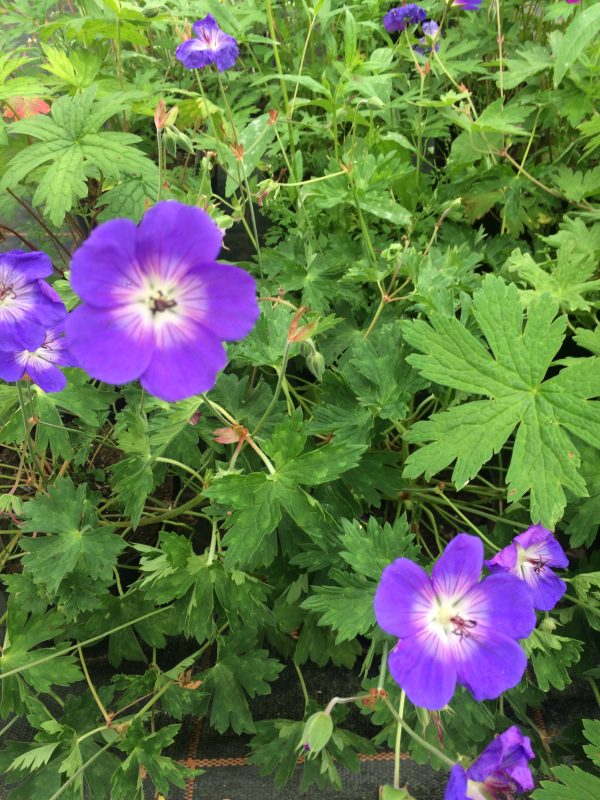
[450,616,477,640]
[149,290,178,315]
[0,283,17,303]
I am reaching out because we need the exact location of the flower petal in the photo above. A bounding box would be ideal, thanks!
[184,262,258,340]
[0,249,53,282]
[515,524,569,568]
[521,563,567,611]
[0,315,45,350]
[136,202,224,277]
[374,559,434,639]
[467,726,534,791]
[444,765,469,800]
[26,361,66,393]
[455,629,527,701]
[432,534,483,600]
[461,573,536,640]
[70,218,140,307]
[0,350,25,383]
[140,321,228,402]
[388,630,457,710]
[65,304,153,385]
[485,542,518,574]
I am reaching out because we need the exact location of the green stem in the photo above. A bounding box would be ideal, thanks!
[383,697,455,768]
[78,644,111,723]
[293,660,309,710]
[215,70,263,273]
[154,456,204,489]
[264,0,297,174]
[393,691,406,789]
[0,606,172,682]
[48,740,114,800]
[434,488,500,552]
[156,128,164,201]
[253,340,291,436]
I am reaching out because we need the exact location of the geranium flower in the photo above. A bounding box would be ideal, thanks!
[0,250,66,350]
[65,201,259,403]
[175,14,239,72]
[445,726,535,799]
[0,324,69,392]
[485,525,568,611]
[374,534,535,710]
[415,20,440,54]
[383,4,428,33]
[452,0,482,10]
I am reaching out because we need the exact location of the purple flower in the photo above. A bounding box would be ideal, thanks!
[445,726,535,799]
[65,201,259,403]
[176,15,239,72]
[485,525,568,612]
[415,20,440,54]
[374,534,536,710]
[0,250,66,350]
[0,324,69,392]
[383,5,428,33]
[452,0,482,10]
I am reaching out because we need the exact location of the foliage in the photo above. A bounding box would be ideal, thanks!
[1,0,600,797]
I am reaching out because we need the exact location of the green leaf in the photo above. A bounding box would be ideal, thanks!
[7,743,60,773]
[524,629,583,691]
[339,324,424,421]
[583,719,600,768]
[531,766,600,799]
[201,632,283,734]
[506,246,600,312]
[206,473,283,570]
[502,43,553,90]
[1,86,157,224]
[570,572,600,631]
[0,609,82,714]
[302,576,376,643]
[338,516,419,581]
[402,275,600,526]
[277,440,367,486]
[19,478,125,612]
[554,4,600,87]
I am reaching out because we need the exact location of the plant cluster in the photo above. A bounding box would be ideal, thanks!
[1,1,600,798]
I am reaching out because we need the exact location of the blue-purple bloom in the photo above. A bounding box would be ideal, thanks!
[176,15,239,72]
[0,250,65,350]
[374,534,536,710]
[485,525,568,612]
[452,0,482,10]
[383,4,428,33]
[0,324,69,392]
[415,21,440,55]
[65,201,259,403]
[445,726,535,799]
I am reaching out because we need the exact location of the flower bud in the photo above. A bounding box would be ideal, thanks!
[288,306,318,343]
[154,99,179,131]
[300,711,333,758]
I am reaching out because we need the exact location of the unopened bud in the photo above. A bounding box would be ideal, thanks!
[288,306,318,343]
[213,425,248,444]
[539,616,558,633]
[300,711,333,758]
[154,99,179,130]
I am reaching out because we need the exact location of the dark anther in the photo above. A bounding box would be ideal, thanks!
[150,291,177,314]
[450,616,477,640]
[530,557,548,576]
[0,284,17,302]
